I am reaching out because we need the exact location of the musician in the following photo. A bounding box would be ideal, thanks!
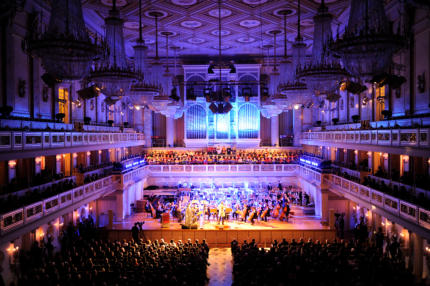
[218,201,226,225]
[232,202,240,220]
[261,205,270,222]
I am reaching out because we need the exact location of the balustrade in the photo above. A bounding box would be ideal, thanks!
[302,128,430,148]
[326,174,430,231]
[0,131,145,153]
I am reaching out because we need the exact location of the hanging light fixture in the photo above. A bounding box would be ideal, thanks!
[130,0,160,97]
[27,0,102,80]
[331,0,404,80]
[143,11,166,97]
[204,0,234,114]
[161,31,175,96]
[277,0,308,102]
[90,0,138,105]
[296,0,348,98]
[268,29,281,98]
[277,9,292,85]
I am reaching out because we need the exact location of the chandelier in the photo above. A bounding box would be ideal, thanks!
[277,0,308,101]
[144,11,166,97]
[330,0,404,79]
[296,0,347,97]
[90,0,138,105]
[130,0,160,99]
[26,0,102,80]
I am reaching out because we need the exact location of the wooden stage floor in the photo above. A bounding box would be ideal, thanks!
[104,214,336,246]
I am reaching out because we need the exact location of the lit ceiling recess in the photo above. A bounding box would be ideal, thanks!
[90,0,138,105]
[26,0,102,80]
[330,0,405,81]
[297,0,348,102]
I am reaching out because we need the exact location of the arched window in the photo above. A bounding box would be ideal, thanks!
[186,105,207,139]
[238,103,259,138]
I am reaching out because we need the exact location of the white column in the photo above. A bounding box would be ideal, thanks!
[86,151,91,166]
[166,116,175,147]
[367,152,373,171]
[8,160,17,183]
[293,107,302,147]
[271,115,279,147]
[35,157,42,174]
[56,155,62,174]
[144,108,152,147]
[72,153,77,168]
[413,232,424,278]
[134,107,144,132]
[383,153,389,171]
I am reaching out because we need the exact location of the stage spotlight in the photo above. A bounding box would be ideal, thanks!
[223,87,231,101]
[261,87,269,98]
[208,61,215,74]
[77,85,101,99]
[229,60,236,73]
[169,87,180,101]
[204,88,212,102]
[41,73,62,87]
[209,102,218,113]
[222,102,233,113]
[242,87,252,101]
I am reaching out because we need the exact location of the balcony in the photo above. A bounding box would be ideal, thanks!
[0,175,118,237]
[301,128,430,151]
[0,130,145,159]
[326,174,430,232]
[146,164,299,178]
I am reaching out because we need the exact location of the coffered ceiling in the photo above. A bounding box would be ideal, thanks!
[81,0,350,59]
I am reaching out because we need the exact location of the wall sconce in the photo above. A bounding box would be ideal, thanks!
[367,151,372,156]
[35,157,42,164]
[86,151,91,156]
[354,150,358,155]
[73,153,78,158]
[56,154,62,160]
[98,150,102,155]
[403,155,409,163]
[383,153,388,160]
[8,160,17,168]
[294,104,300,110]
[6,244,19,255]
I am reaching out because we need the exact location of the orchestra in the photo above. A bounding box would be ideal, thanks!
[144,183,310,228]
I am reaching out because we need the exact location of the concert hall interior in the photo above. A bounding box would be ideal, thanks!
[1,0,430,285]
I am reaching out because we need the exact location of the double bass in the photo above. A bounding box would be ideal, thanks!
[248,207,256,223]
[279,205,289,221]
[272,204,281,218]
[260,206,269,221]
[241,204,248,221]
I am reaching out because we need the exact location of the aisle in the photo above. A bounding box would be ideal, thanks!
[207,248,233,286]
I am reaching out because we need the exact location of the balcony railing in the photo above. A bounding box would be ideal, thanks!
[146,164,299,176]
[301,128,430,148]
[326,174,430,231]
[0,176,117,236]
[0,131,145,152]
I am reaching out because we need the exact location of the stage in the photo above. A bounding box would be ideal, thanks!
[105,213,336,246]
